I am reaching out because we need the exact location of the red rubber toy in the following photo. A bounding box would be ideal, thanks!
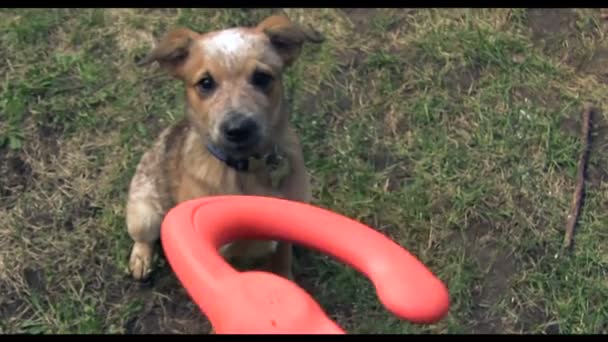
[160,195,450,334]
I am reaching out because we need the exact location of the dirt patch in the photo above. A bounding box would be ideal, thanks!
[559,113,581,138]
[583,47,608,83]
[339,8,417,52]
[340,8,377,28]
[516,304,559,333]
[451,217,518,333]
[589,108,608,154]
[98,263,211,334]
[119,256,210,334]
[127,290,210,334]
[444,63,483,94]
[511,242,560,333]
[37,114,63,149]
[0,280,31,331]
[527,9,577,42]
[23,267,46,293]
[511,85,562,112]
[470,246,516,333]
[526,9,578,53]
[0,151,32,207]
[366,147,413,193]
[525,9,599,72]
[338,48,368,73]
[587,163,608,188]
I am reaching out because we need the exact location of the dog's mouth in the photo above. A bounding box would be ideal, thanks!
[206,138,273,172]
[207,134,267,163]
[213,137,261,158]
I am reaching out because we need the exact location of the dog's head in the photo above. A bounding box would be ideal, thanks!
[139,15,323,158]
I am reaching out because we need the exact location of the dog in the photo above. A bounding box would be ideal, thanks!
[125,14,323,282]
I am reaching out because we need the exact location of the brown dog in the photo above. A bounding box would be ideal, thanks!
[126,15,323,281]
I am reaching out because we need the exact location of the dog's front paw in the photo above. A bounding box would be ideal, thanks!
[129,242,154,281]
[284,268,295,282]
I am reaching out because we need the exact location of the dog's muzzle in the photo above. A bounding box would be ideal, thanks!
[219,111,261,150]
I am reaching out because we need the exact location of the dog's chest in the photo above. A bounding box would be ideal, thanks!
[219,240,279,261]
[176,153,289,202]
[174,168,283,203]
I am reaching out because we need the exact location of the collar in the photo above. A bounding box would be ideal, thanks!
[206,142,279,173]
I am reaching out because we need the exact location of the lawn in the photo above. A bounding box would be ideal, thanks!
[1,8,608,334]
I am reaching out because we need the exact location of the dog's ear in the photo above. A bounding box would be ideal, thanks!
[137,28,200,79]
[256,15,324,67]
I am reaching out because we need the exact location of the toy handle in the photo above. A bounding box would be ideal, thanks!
[161,196,449,333]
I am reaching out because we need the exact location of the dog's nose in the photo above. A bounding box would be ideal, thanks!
[220,113,260,145]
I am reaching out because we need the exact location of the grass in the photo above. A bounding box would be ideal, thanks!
[1,8,608,334]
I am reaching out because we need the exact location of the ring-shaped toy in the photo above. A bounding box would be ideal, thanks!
[160,195,450,334]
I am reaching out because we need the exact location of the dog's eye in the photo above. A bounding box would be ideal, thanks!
[197,75,216,93]
[251,71,273,90]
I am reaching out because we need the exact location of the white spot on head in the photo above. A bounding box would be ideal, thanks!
[200,29,282,70]
[203,29,256,59]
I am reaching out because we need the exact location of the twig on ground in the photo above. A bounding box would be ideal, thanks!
[563,104,594,249]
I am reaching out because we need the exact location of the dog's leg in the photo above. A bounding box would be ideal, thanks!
[267,241,294,280]
[126,200,163,281]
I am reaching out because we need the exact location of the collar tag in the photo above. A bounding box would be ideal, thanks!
[206,143,249,172]
[266,151,290,189]
[206,143,290,188]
